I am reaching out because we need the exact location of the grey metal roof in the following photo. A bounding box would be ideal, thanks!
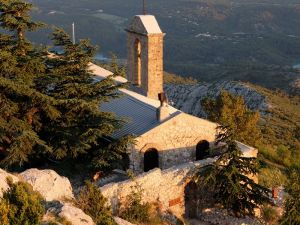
[101,93,161,139]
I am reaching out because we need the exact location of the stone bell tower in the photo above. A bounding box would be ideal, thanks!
[126,15,165,100]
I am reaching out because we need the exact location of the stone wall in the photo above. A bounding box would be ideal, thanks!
[129,112,218,173]
[101,158,217,218]
[102,145,258,218]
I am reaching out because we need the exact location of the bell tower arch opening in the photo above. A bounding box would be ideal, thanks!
[134,39,142,86]
[144,148,159,172]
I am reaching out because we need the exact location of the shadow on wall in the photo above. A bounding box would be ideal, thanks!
[100,157,218,218]
[184,180,215,219]
[130,140,217,173]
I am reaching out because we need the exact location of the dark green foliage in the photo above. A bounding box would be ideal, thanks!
[0,0,59,167]
[195,126,271,217]
[119,182,152,224]
[201,90,261,146]
[38,28,124,161]
[76,181,116,225]
[280,169,300,225]
[0,0,44,56]
[0,178,45,225]
[91,135,133,171]
[0,0,131,169]
[262,205,279,225]
[109,53,126,78]
[0,199,10,225]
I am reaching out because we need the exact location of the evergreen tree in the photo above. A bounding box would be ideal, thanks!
[201,91,261,146]
[280,169,300,225]
[0,0,59,167]
[38,28,130,167]
[0,0,131,169]
[194,126,270,217]
[0,0,43,56]
[109,53,126,78]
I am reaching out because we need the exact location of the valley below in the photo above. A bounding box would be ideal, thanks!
[27,0,300,92]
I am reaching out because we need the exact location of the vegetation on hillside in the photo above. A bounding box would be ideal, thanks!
[248,85,300,188]
[201,91,262,146]
[200,87,300,187]
[164,71,198,85]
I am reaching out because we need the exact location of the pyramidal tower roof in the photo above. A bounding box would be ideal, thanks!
[127,15,163,35]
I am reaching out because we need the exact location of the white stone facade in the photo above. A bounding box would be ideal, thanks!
[102,145,258,218]
[129,112,218,173]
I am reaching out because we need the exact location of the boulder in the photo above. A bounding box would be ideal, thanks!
[20,169,74,201]
[0,169,19,197]
[59,203,95,225]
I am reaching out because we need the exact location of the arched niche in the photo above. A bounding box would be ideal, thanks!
[134,38,142,86]
[196,140,210,161]
[184,181,198,218]
[144,148,159,172]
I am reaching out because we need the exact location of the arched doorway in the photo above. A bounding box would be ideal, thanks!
[144,148,159,172]
[134,39,142,86]
[196,140,210,160]
[184,181,198,218]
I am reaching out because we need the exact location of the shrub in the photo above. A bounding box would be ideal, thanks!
[0,199,10,225]
[280,169,300,225]
[0,178,45,225]
[262,205,279,225]
[119,182,152,224]
[259,167,287,188]
[75,181,116,225]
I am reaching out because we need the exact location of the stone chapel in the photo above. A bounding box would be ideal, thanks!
[91,15,257,174]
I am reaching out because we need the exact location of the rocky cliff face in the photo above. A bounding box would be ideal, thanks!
[0,168,135,225]
[164,81,269,117]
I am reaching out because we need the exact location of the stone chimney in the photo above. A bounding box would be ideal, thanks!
[157,93,170,122]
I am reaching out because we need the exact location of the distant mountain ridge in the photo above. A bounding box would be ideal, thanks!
[29,0,300,86]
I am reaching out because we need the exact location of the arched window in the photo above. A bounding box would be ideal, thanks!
[144,148,159,172]
[134,39,142,86]
[196,140,210,160]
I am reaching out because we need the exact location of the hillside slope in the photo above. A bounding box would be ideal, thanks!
[165,81,268,117]
[165,81,300,175]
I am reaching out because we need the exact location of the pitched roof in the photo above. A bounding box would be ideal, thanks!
[127,15,163,35]
[90,63,180,139]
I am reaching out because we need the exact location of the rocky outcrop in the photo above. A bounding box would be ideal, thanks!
[164,81,268,117]
[0,169,19,197]
[20,169,74,201]
[59,203,95,225]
